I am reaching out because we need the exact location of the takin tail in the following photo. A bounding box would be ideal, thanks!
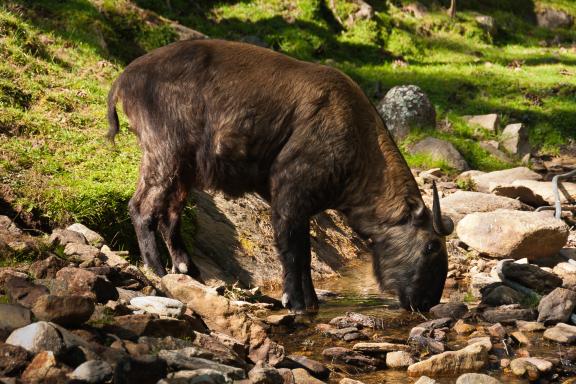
[106,79,120,144]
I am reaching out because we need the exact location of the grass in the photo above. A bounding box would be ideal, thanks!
[0,0,575,251]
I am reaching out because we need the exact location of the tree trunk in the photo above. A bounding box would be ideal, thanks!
[448,0,456,18]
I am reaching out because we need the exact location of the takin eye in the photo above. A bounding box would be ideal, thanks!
[425,240,441,255]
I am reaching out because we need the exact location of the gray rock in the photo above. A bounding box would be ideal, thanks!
[352,342,409,353]
[553,262,576,290]
[5,321,66,355]
[463,114,499,131]
[429,302,468,319]
[481,285,525,306]
[70,360,113,383]
[377,85,436,141]
[0,343,29,376]
[456,210,569,260]
[99,245,129,268]
[248,366,284,384]
[440,191,527,224]
[32,294,95,326]
[456,373,501,384]
[130,296,185,318]
[510,357,553,377]
[409,137,469,171]
[537,8,573,29]
[501,123,530,156]
[470,273,501,299]
[49,228,87,247]
[386,351,415,368]
[0,304,32,332]
[471,167,542,193]
[481,307,537,324]
[158,349,245,380]
[67,223,105,247]
[543,323,576,344]
[516,321,545,332]
[537,288,576,325]
[501,261,562,294]
[321,347,381,371]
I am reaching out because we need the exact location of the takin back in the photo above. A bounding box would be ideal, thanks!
[107,39,454,313]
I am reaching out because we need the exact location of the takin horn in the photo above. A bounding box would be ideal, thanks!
[432,181,454,236]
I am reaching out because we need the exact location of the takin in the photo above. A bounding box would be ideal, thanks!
[107,39,454,313]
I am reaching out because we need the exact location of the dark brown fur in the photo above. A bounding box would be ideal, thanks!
[108,39,451,312]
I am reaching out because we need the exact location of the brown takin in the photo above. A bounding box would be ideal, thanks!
[107,39,454,313]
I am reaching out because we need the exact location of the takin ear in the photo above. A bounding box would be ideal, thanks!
[406,196,426,223]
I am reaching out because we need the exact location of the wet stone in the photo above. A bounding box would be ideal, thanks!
[279,355,329,380]
[158,349,246,380]
[543,323,576,344]
[386,351,415,369]
[352,342,410,354]
[510,331,530,346]
[481,306,537,324]
[510,357,553,378]
[453,319,475,335]
[456,373,502,384]
[265,314,295,326]
[321,347,381,371]
[291,367,325,384]
[430,302,468,319]
[516,321,545,332]
[487,323,507,339]
[408,336,446,354]
[159,369,228,384]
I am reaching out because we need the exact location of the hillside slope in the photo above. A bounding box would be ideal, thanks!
[1,0,575,252]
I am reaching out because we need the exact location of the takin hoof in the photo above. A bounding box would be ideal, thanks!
[282,292,306,315]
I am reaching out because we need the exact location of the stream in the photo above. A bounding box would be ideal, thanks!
[267,261,576,383]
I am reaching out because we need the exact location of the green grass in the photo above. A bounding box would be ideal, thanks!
[1,0,575,250]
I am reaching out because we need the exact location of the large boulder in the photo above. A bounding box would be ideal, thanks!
[537,8,573,29]
[507,179,576,206]
[409,137,469,171]
[537,288,576,325]
[456,210,569,259]
[440,191,528,223]
[471,167,542,193]
[377,85,436,141]
[407,339,491,377]
[500,261,563,294]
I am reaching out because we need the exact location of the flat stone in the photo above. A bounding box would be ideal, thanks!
[453,319,475,335]
[265,314,296,326]
[158,349,245,380]
[0,304,32,332]
[464,114,499,131]
[487,323,507,339]
[322,347,381,371]
[537,287,576,325]
[510,179,576,206]
[430,302,468,319]
[292,367,325,384]
[160,369,228,384]
[70,360,113,383]
[543,323,576,344]
[490,184,547,208]
[415,377,439,384]
[104,314,195,340]
[248,366,284,384]
[409,137,469,171]
[457,210,569,260]
[481,307,537,324]
[130,296,185,318]
[32,295,95,327]
[456,373,502,384]
[516,321,545,332]
[279,355,329,380]
[441,191,528,224]
[553,262,576,290]
[386,351,415,368]
[511,331,530,345]
[471,167,542,193]
[352,342,410,353]
[510,357,553,377]
[407,339,491,377]
[501,262,563,294]
[67,223,105,247]
[0,343,29,376]
[100,245,129,268]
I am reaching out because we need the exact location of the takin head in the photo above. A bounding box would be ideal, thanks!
[372,182,454,312]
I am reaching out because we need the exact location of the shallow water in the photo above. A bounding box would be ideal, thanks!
[267,260,576,383]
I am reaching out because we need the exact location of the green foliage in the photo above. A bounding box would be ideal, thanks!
[455,177,477,191]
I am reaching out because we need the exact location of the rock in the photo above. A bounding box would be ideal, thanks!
[487,323,507,339]
[409,137,469,171]
[471,273,500,298]
[5,321,65,355]
[430,302,468,319]
[456,373,501,384]
[329,312,381,329]
[339,379,364,384]
[29,256,67,279]
[249,365,284,384]
[464,114,499,131]
[441,191,527,224]
[402,3,428,18]
[490,184,547,208]
[160,369,228,384]
[407,339,491,377]
[501,123,530,156]
[408,336,446,355]
[70,360,113,383]
[501,261,563,294]
[481,285,525,306]
[130,296,185,318]
[265,314,295,326]
[321,347,381,371]
[516,321,545,332]
[49,229,87,247]
[376,85,436,141]
[479,141,511,163]
[0,304,32,333]
[20,350,61,383]
[325,326,365,341]
[292,368,325,384]
[0,215,22,234]
[481,307,537,324]
[99,245,129,268]
[67,223,105,247]
[475,15,496,34]
[544,323,576,343]
[471,167,542,193]
[510,357,553,377]
[5,277,50,308]
[511,331,530,345]
[104,314,195,340]
[113,355,168,384]
[161,274,284,366]
[508,179,576,206]
[537,287,576,325]
[456,210,569,260]
[0,343,29,376]
[55,267,118,303]
[279,355,329,380]
[453,320,475,335]
[553,262,576,289]
[386,351,415,368]
[158,349,245,380]
[31,295,95,326]
[63,242,102,263]
[537,8,573,29]
[415,377,438,384]
[352,342,409,354]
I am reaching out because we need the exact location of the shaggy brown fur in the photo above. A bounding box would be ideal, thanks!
[108,39,452,312]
